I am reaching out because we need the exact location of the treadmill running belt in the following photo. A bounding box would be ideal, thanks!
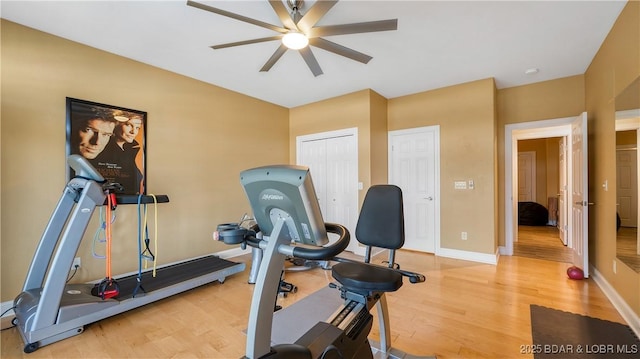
[114,256,238,300]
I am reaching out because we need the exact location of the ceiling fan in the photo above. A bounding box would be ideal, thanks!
[186,0,398,77]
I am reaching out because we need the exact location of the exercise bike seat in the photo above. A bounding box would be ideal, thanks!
[331,261,403,294]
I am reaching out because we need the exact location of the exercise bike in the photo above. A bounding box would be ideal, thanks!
[217,165,433,359]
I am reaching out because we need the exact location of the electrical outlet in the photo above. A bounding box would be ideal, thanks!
[461,232,468,240]
[72,257,81,269]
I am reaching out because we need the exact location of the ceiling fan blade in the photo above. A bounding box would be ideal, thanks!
[268,0,298,30]
[309,38,372,64]
[307,19,398,38]
[298,47,323,77]
[260,44,288,72]
[187,0,288,33]
[212,36,283,50]
[296,0,338,34]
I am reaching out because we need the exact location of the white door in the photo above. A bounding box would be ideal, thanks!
[297,129,360,254]
[616,146,638,227]
[389,126,439,253]
[518,151,536,202]
[300,139,327,211]
[324,135,359,253]
[558,138,568,245]
[571,112,589,277]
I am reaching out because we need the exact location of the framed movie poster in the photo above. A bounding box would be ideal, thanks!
[66,97,147,195]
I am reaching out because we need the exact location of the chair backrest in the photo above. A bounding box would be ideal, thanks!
[355,185,404,261]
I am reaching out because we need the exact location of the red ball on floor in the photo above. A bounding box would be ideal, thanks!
[566,266,584,280]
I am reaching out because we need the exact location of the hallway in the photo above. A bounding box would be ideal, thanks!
[514,225,572,263]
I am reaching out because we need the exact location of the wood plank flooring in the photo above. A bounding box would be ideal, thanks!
[617,226,640,272]
[514,225,572,263]
[1,250,626,359]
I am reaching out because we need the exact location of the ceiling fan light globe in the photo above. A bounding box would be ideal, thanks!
[282,32,309,50]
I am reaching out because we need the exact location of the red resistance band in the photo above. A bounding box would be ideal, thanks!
[91,192,120,300]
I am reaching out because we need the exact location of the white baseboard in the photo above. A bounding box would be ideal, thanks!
[1,300,15,330]
[591,265,640,339]
[215,245,251,259]
[437,247,499,265]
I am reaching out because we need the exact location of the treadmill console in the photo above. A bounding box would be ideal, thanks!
[67,154,105,182]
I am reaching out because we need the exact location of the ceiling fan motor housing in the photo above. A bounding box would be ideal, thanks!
[287,0,304,12]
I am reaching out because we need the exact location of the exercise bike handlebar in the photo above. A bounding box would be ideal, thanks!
[289,222,350,261]
[217,222,350,261]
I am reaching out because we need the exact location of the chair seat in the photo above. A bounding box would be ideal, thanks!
[332,262,403,293]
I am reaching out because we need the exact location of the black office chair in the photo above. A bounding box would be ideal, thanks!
[330,185,424,356]
[331,184,411,297]
[356,184,405,268]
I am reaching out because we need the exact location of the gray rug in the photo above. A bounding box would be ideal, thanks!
[530,305,639,358]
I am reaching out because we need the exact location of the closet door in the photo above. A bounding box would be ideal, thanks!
[297,129,360,254]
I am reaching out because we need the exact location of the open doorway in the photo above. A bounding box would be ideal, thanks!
[504,113,590,276]
[514,137,572,263]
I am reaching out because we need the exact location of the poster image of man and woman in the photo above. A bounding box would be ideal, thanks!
[68,98,146,195]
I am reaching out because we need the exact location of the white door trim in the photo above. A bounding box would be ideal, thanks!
[504,117,574,256]
[296,127,359,153]
[388,125,441,255]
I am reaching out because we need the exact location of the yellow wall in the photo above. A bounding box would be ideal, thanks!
[289,89,385,207]
[617,130,637,145]
[496,76,585,249]
[388,79,498,254]
[1,20,289,301]
[584,0,640,316]
[369,91,389,186]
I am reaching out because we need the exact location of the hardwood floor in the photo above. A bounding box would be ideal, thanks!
[514,225,572,263]
[1,250,626,359]
[617,226,640,272]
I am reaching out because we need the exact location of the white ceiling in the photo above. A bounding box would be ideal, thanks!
[1,0,627,108]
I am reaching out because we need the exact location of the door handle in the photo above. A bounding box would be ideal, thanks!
[424,196,433,201]
[574,201,595,206]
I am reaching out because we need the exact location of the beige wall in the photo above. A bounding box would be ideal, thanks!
[388,79,498,254]
[369,91,389,186]
[584,1,640,316]
[545,138,560,200]
[289,89,386,207]
[617,130,637,146]
[496,76,585,249]
[1,20,289,301]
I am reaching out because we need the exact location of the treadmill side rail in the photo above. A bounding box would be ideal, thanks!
[22,180,96,291]
[28,180,104,332]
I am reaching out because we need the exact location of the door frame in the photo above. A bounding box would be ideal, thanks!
[504,116,574,256]
[388,125,441,255]
[296,127,362,255]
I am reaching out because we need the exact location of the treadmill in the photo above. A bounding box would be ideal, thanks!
[13,155,245,353]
